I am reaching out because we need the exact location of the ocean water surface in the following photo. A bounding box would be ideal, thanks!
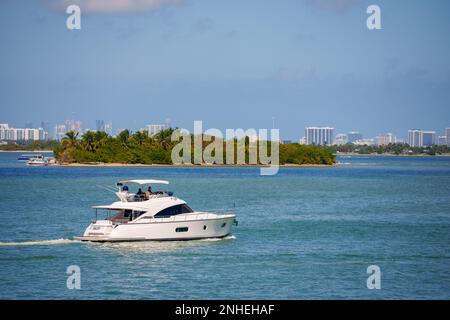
[0,153,449,299]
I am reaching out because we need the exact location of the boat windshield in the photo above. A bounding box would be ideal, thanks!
[154,204,193,217]
[97,209,147,224]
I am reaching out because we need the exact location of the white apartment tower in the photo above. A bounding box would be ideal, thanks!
[305,127,335,146]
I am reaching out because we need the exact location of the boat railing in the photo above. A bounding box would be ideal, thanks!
[202,208,236,215]
[149,212,209,223]
[149,210,234,223]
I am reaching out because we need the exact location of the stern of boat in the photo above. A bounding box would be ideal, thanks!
[75,220,114,241]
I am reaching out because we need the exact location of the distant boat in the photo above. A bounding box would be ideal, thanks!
[18,154,39,161]
[26,155,48,166]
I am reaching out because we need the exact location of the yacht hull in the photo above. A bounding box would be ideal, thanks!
[75,215,236,242]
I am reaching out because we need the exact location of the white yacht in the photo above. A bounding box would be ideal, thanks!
[75,179,237,242]
[26,155,48,166]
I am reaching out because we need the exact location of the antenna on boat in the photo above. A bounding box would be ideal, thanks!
[97,185,117,194]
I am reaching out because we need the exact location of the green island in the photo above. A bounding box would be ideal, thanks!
[47,129,336,166]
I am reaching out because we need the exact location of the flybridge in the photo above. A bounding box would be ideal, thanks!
[115,179,172,203]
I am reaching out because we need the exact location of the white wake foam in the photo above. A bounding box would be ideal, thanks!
[198,235,236,242]
[0,238,80,247]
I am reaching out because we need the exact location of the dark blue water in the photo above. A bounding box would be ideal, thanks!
[0,153,449,299]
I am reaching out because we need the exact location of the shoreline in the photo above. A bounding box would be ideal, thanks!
[48,162,334,168]
[0,150,54,153]
[335,152,450,157]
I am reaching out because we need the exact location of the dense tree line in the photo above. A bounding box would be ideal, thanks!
[331,143,450,155]
[0,140,59,151]
[53,129,336,165]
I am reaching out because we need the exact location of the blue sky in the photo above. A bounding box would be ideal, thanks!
[0,0,449,139]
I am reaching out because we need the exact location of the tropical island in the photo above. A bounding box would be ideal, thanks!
[49,129,336,166]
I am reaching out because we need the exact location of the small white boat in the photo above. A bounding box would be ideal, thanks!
[75,179,237,242]
[26,155,48,166]
[18,154,38,161]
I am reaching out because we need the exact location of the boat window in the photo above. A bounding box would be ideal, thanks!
[134,211,146,218]
[111,210,146,222]
[176,227,188,232]
[124,210,132,218]
[154,204,193,217]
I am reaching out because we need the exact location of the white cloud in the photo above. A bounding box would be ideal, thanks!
[40,0,184,14]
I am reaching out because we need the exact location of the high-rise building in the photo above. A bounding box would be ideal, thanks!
[16,129,25,140]
[40,121,51,140]
[421,131,436,147]
[95,120,105,132]
[38,128,47,141]
[347,131,363,144]
[104,121,113,135]
[64,120,82,135]
[408,129,422,147]
[95,120,113,135]
[0,123,45,141]
[334,133,348,145]
[1,124,13,140]
[408,129,436,147]
[0,123,8,140]
[437,136,447,146]
[55,124,68,141]
[305,127,335,145]
[146,123,169,137]
[377,133,396,146]
[446,128,450,147]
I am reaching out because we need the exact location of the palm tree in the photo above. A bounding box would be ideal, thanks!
[62,131,78,148]
[81,131,96,152]
[117,129,130,147]
[132,130,148,146]
[94,131,109,149]
[154,128,174,149]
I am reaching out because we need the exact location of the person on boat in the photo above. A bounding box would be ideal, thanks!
[145,186,153,200]
[135,188,144,201]
[122,185,129,192]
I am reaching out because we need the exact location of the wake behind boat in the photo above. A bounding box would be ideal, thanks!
[75,179,237,242]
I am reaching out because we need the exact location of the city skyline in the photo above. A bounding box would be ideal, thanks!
[1,119,449,147]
